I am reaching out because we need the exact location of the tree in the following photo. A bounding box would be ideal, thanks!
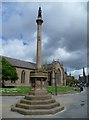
[66,78,80,86]
[0,56,1,81]
[2,57,18,84]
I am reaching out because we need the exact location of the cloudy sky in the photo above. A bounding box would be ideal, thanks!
[1,1,88,77]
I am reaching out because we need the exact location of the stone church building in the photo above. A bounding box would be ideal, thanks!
[4,56,67,86]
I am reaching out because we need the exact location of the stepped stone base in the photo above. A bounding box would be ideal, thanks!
[11,94,64,115]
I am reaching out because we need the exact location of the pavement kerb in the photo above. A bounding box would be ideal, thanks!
[0,91,81,96]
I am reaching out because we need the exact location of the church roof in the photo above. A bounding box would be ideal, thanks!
[43,64,52,70]
[3,56,36,69]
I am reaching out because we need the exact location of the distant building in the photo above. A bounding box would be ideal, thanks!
[79,67,87,83]
[3,56,66,86]
[67,75,75,80]
[86,75,89,85]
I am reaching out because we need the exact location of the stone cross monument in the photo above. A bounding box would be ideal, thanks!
[11,7,64,115]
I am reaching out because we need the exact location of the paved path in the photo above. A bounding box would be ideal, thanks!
[0,87,88,118]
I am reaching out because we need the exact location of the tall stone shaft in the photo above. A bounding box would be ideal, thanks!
[36,7,43,69]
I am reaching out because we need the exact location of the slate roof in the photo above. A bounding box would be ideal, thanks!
[43,64,53,70]
[3,56,36,69]
[43,61,64,70]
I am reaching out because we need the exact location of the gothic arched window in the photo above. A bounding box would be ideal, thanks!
[55,69,61,85]
[21,70,25,83]
[48,71,52,86]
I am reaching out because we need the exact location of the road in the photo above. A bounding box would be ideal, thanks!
[0,87,88,119]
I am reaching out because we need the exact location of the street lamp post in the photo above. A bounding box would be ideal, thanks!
[55,71,57,95]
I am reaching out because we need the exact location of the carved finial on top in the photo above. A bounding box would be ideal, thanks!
[38,7,42,18]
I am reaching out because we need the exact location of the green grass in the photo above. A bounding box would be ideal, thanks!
[0,86,31,95]
[46,86,80,94]
[0,86,80,95]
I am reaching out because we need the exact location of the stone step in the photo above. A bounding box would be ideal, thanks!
[11,105,64,115]
[25,95,52,100]
[16,102,60,109]
[20,98,56,105]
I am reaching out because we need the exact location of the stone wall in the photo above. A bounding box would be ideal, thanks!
[16,67,31,86]
[4,63,66,86]
[4,67,32,86]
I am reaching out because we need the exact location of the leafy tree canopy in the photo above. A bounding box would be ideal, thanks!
[2,57,18,81]
[66,78,80,85]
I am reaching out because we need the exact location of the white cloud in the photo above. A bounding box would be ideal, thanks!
[67,67,88,77]
[47,47,85,63]
[2,37,36,62]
